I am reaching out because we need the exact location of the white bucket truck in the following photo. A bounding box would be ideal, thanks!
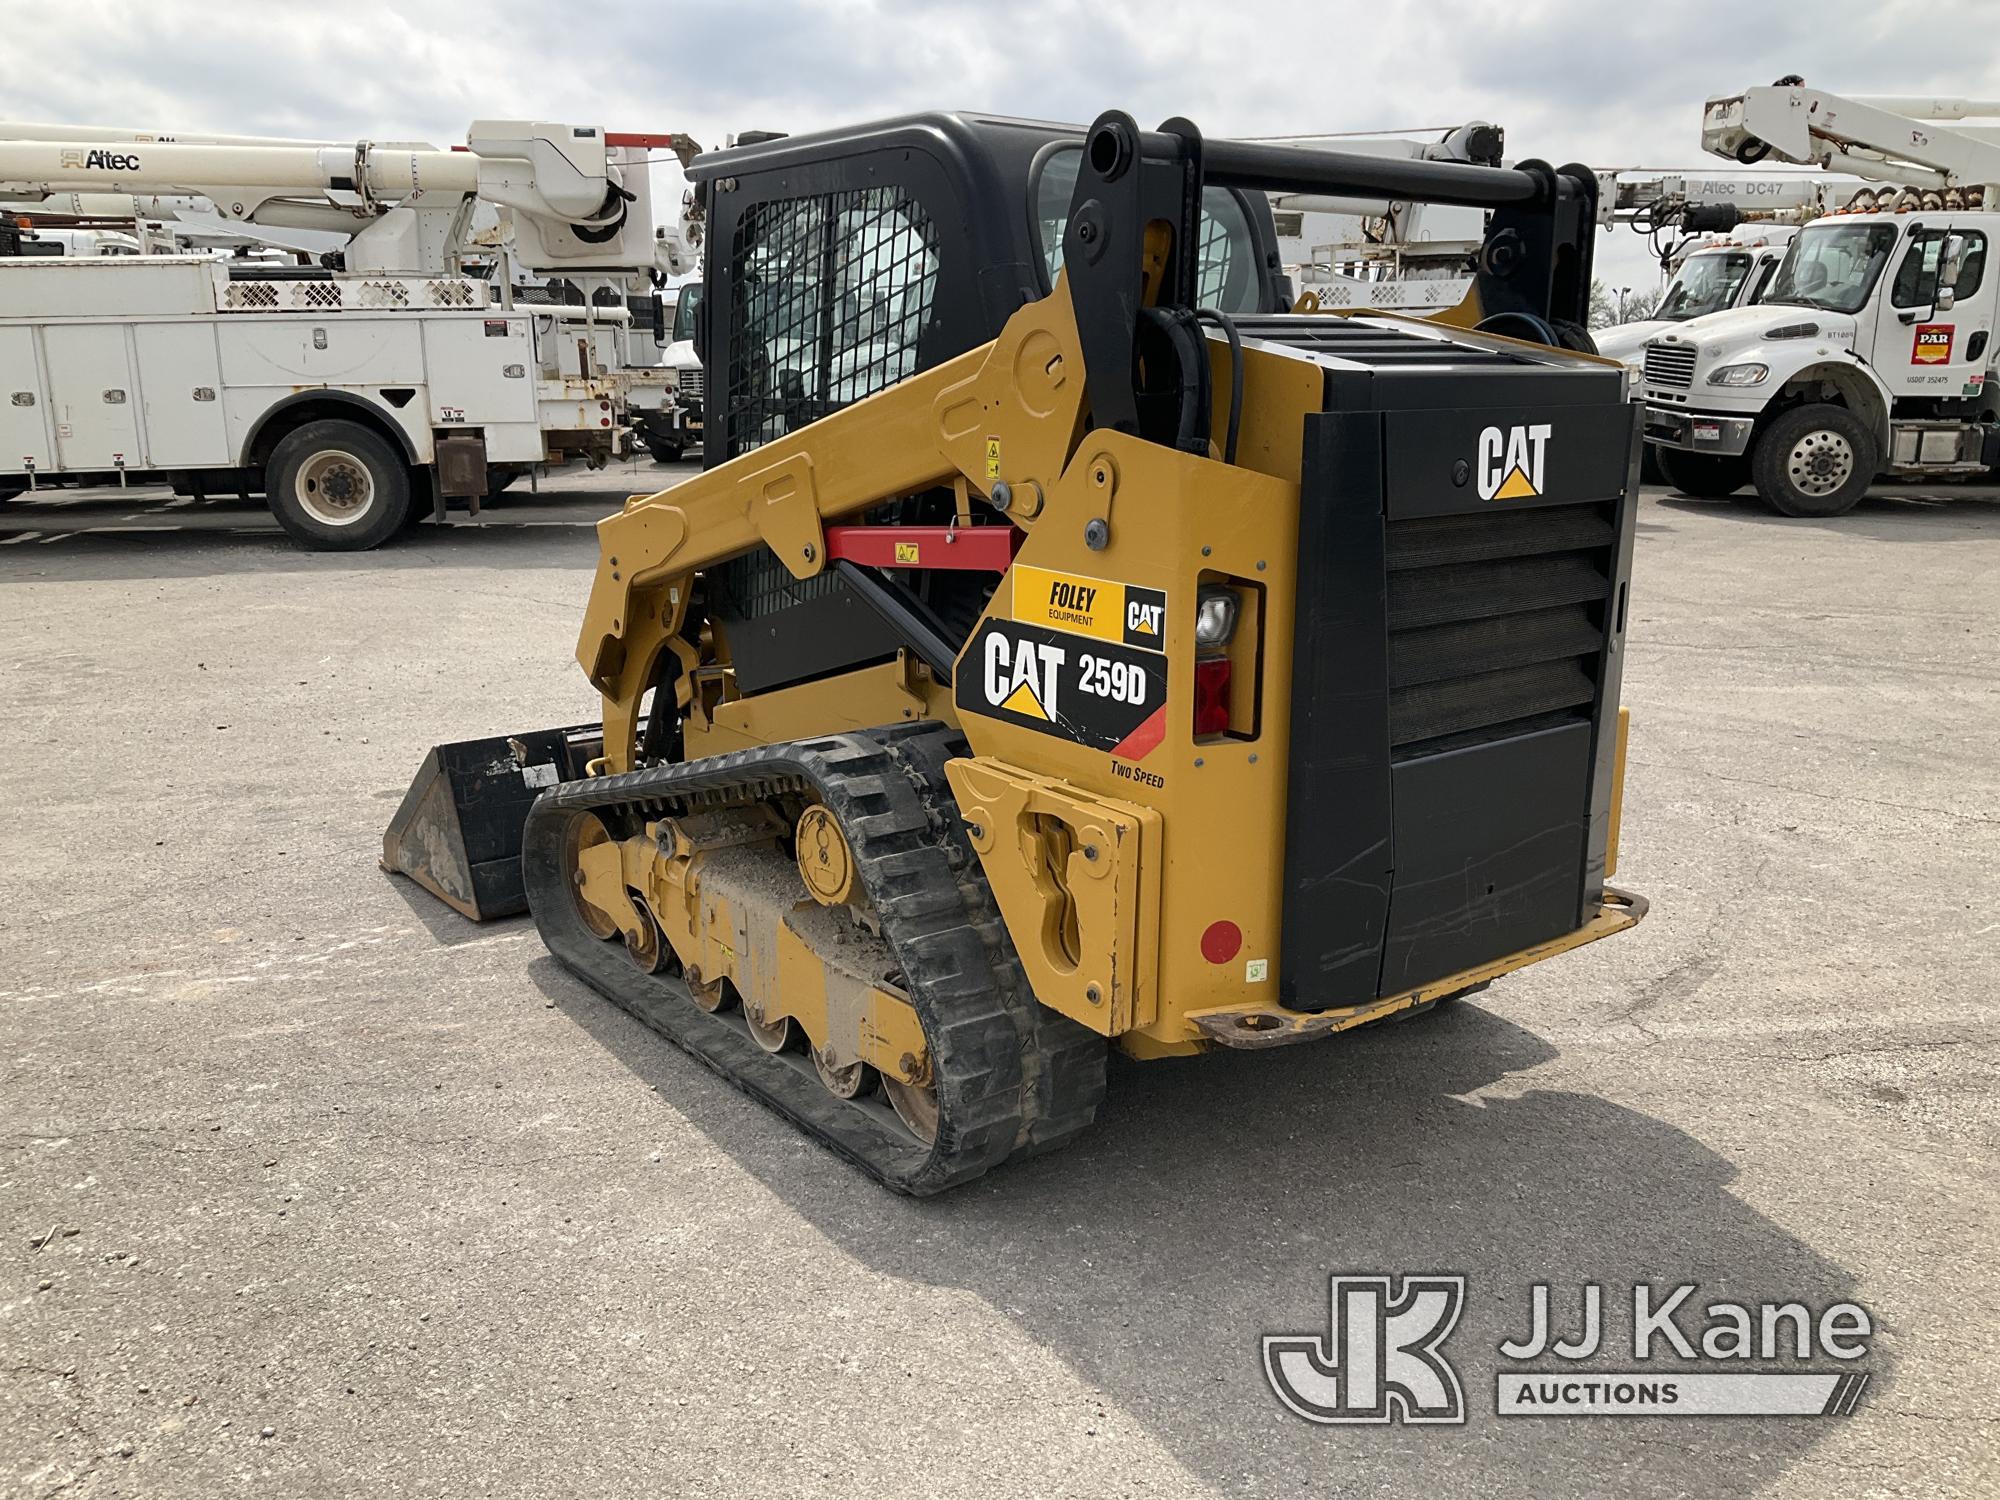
[0,121,689,547]
[1639,84,2000,515]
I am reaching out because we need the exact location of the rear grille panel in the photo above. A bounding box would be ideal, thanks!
[1642,344,1697,389]
[1385,504,1614,759]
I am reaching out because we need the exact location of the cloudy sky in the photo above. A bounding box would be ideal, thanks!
[10,0,2000,296]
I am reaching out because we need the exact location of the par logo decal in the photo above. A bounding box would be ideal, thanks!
[1013,564,1168,652]
[1477,423,1552,501]
[1912,324,1955,364]
[958,619,1168,758]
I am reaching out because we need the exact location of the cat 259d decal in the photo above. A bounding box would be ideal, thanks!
[956,619,1168,760]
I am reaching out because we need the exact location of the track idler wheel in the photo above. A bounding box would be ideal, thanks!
[880,1076,940,1145]
[568,813,621,941]
[623,899,668,974]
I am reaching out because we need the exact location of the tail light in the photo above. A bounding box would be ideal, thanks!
[1194,658,1233,736]
[1193,583,1244,740]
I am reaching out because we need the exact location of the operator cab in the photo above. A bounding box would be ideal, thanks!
[686,112,1292,467]
[682,113,1295,694]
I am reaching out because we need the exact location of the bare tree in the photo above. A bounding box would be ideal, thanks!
[1587,279,1619,330]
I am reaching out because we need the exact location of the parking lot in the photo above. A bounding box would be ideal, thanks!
[3,469,1997,1498]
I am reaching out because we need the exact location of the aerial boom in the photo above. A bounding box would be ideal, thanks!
[0,122,691,275]
[1704,84,2000,198]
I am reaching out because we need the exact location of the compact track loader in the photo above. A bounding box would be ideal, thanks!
[386,111,1647,1193]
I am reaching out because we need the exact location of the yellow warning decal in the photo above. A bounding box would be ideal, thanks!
[894,541,922,565]
[1493,465,1538,500]
[985,435,1002,481]
[1012,564,1168,652]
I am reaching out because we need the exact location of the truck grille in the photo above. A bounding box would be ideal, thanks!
[1385,505,1615,758]
[677,368,704,401]
[1642,344,1697,389]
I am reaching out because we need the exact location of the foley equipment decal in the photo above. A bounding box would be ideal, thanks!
[957,619,1168,759]
[1012,564,1168,651]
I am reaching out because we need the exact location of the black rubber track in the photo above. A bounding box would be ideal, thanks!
[520,723,1106,1195]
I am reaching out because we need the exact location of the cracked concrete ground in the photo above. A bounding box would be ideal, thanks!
[2,471,1996,1498]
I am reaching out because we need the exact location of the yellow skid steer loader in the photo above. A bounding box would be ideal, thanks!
[386,110,1645,1192]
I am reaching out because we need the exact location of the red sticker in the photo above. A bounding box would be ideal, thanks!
[1912,324,1954,364]
[1200,920,1243,964]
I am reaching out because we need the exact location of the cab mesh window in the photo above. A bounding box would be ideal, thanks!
[1194,209,1237,308]
[724,187,940,457]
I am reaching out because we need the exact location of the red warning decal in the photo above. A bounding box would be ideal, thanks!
[1912,324,1955,364]
[1111,704,1167,762]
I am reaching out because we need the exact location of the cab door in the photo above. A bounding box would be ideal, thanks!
[1874,225,1995,400]
[1739,248,1783,308]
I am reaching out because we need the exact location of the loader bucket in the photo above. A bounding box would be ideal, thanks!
[381,725,604,920]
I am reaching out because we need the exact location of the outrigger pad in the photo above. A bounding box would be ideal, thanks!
[381,725,604,921]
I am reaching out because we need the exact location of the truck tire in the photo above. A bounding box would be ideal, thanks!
[1656,447,1750,498]
[264,419,411,550]
[1751,404,1877,518]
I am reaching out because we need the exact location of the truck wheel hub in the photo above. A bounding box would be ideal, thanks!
[297,450,374,525]
[1787,430,1854,497]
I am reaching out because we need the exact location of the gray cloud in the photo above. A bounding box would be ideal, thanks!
[8,0,1997,294]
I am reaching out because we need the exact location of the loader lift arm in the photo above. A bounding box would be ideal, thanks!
[579,277,1088,774]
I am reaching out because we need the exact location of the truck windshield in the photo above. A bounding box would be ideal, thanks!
[1652,251,1752,320]
[1763,221,1900,314]
[670,283,703,342]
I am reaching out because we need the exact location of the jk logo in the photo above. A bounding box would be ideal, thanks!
[1263,1275,1467,1425]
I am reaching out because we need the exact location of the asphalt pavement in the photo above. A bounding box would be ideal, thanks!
[2,465,1996,1498]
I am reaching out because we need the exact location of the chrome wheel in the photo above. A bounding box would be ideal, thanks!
[1785,429,1856,499]
[294,449,376,526]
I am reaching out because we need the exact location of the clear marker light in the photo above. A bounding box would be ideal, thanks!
[1195,587,1239,650]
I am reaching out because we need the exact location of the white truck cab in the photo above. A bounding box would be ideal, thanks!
[1595,233,1793,366]
[1640,210,1997,514]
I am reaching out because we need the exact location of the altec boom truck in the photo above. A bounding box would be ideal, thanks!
[1638,84,2000,515]
[1590,169,1885,366]
[0,122,693,547]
